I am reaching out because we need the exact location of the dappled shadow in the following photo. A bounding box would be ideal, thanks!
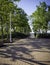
[0,63,10,65]
[29,38,50,49]
[0,38,50,65]
[18,38,50,50]
[0,47,48,65]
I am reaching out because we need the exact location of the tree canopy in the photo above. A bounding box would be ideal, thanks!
[31,2,50,33]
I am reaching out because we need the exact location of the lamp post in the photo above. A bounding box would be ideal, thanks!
[10,12,12,42]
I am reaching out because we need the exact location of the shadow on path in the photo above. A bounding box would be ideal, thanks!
[0,38,50,65]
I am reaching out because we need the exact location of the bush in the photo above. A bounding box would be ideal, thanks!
[37,33,50,38]
[12,32,29,39]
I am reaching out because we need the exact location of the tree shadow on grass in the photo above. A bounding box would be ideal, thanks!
[0,40,49,65]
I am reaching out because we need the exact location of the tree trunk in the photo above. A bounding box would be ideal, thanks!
[6,23,9,41]
[1,20,4,43]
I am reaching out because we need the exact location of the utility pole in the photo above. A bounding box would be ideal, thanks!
[10,12,12,42]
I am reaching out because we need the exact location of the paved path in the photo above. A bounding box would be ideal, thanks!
[0,38,50,65]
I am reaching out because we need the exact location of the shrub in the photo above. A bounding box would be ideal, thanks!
[37,33,50,38]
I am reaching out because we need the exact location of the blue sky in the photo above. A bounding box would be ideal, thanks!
[17,0,50,16]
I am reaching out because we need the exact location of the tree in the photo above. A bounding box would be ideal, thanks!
[0,0,20,41]
[12,8,31,34]
[31,2,50,34]
[0,0,31,41]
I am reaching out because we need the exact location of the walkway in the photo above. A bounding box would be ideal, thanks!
[0,38,50,65]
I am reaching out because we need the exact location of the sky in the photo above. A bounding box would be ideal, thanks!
[17,0,50,16]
